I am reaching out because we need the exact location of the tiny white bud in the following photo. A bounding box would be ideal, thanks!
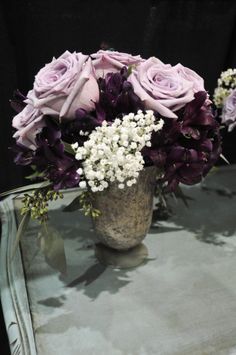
[79,181,87,189]
[77,168,83,175]
[118,183,125,189]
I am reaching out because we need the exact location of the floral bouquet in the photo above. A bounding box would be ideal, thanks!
[9,50,222,267]
[213,68,236,132]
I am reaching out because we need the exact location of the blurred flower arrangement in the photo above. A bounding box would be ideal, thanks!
[213,68,236,132]
[8,50,222,264]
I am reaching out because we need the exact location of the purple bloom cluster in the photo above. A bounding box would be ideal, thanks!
[143,92,221,190]
[96,67,144,121]
[14,118,80,189]
[12,69,144,190]
[11,50,222,192]
[61,67,143,145]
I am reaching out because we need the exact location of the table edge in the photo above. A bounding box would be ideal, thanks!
[0,197,37,355]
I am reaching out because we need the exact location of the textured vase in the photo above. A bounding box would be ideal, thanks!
[91,166,158,251]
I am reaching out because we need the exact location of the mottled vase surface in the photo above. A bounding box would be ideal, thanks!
[92,166,158,250]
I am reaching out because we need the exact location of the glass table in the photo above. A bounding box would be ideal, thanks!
[1,165,236,355]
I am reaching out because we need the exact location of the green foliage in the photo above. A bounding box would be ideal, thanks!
[79,191,101,218]
[63,191,101,218]
[21,188,64,223]
[63,141,76,155]
[25,170,46,180]
[127,64,135,77]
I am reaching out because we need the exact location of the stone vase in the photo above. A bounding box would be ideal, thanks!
[91,166,158,261]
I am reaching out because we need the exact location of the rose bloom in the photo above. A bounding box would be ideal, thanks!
[12,104,45,149]
[92,50,144,78]
[175,63,205,92]
[27,51,99,120]
[222,89,236,131]
[128,57,205,118]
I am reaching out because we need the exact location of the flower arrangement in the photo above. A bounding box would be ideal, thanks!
[11,50,221,227]
[213,68,236,132]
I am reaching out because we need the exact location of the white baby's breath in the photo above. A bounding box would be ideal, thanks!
[72,110,164,192]
[79,181,87,189]
[213,68,236,108]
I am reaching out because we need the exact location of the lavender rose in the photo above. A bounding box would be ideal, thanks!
[128,57,203,118]
[175,63,205,92]
[12,104,45,150]
[27,51,99,120]
[92,50,144,78]
[222,89,236,131]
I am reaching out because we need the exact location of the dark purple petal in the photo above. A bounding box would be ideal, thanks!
[120,66,129,79]
[12,143,34,166]
[10,90,27,113]
[96,68,144,121]
[106,72,123,97]
[94,103,106,122]
[184,91,207,117]
[168,146,204,164]
[198,138,213,152]
[178,162,205,185]
[75,108,87,119]
[181,126,200,139]
[142,147,167,166]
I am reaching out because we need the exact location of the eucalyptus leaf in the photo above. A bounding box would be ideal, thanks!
[63,194,82,212]
[11,211,30,259]
[38,225,67,274]
[0,181,51,198]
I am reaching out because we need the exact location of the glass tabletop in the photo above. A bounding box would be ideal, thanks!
[12,165,236,355]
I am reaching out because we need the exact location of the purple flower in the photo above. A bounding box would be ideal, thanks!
[27,51,99,120]
[96,67,144,121]
[10,90,27,113]
[128,57,205,119]
[33,119,80,189]
[12,104,46,150]
[181,91,216,129]
[222,89,236,131]
[13,118,81,190]
[92,50,144,78]
[12,142,35,166]
[143,92,222,190]
[10,52,222,194]
[176,63,205,93]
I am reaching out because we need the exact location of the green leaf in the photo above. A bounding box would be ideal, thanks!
[38,225,67,274]
[127,65,134,77]
[0,181,51,198]
[30,165,37,171]
[25,170,45,180]
[63,194,82,212]
[63,141,75,155]
[11,211,30,259]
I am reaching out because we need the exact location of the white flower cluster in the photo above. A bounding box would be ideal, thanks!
[213,87,230,108]
[214,68,236,108]
[72,110,164,192]
[217,68,236,87]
